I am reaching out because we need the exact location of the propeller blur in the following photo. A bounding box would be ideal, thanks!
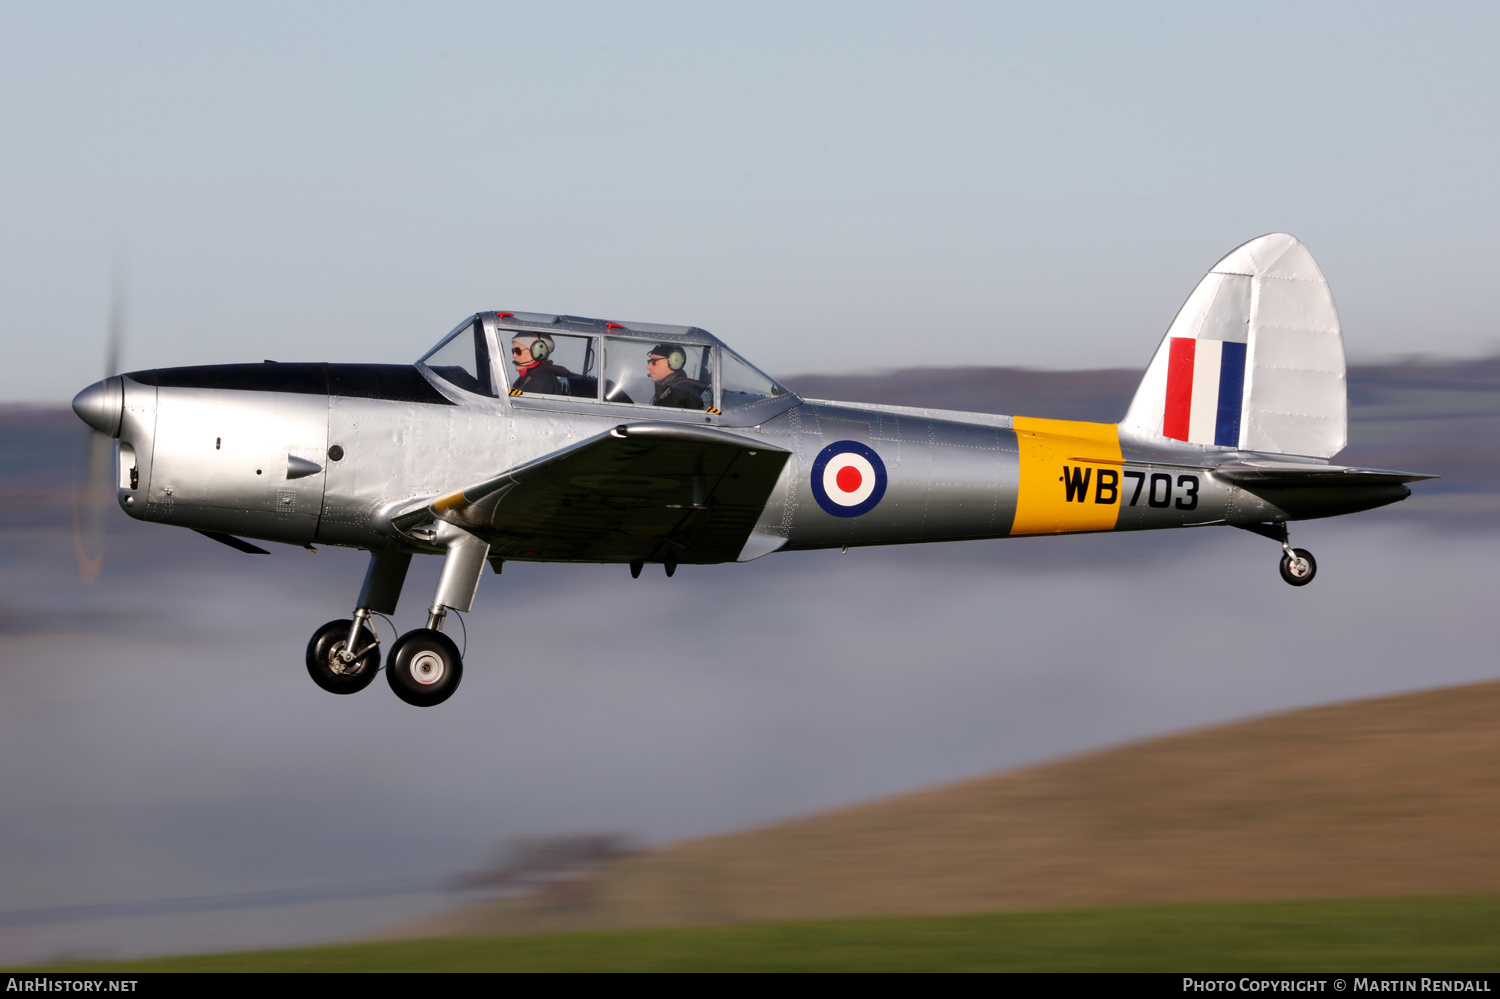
[71,266,125,584]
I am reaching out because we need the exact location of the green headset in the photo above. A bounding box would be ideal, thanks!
[651,344,687,371]
[515,336,554,362]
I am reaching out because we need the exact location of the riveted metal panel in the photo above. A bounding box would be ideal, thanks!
[766,403,1021,551]
[147,386,328,544]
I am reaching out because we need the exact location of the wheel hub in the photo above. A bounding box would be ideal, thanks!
[408,650,446,685]
[328,643,357,675]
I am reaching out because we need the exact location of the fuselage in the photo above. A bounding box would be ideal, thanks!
[85,360,1409,564]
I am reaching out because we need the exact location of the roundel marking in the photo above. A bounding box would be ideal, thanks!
[810,440,887,518]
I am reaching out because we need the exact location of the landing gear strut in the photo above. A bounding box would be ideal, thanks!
[305,530,488,706]
[305,550,410,696]
[307,528,489,699]
[1236,522,1317,587]
[378,525,488,706]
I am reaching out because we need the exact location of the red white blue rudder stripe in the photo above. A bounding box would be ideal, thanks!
[1162,335,1248,447]
[810,441,887,518]
[1121,234,1347,459]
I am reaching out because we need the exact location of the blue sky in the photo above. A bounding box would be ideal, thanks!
[4,2,1499,400]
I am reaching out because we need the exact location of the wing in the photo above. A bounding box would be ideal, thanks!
[428,423,790,564]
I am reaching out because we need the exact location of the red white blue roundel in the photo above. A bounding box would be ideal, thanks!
[810,441,887,518]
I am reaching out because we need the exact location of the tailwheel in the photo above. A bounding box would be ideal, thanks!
[1279,548,1317,587]
[387,628,463,707]
[306,619,381,694]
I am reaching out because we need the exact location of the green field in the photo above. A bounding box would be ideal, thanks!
[12,896,1500,972]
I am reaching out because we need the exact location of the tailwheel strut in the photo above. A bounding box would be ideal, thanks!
[1279,545,1317,586]
[1236,521,1317,587]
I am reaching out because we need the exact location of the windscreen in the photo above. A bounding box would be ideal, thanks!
[420,321,495,397]
[718,346,789,416]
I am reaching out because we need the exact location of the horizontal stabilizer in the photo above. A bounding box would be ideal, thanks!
[1214,459,1433,520]
[1213,462,1436,487]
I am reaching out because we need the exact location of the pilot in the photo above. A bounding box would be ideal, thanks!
[646,343,707,410]
[511,335,571,395]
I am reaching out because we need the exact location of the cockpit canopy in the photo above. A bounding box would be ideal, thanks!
[417,312,797,424]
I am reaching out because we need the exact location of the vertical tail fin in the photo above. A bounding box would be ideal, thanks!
[1121,233,1346,459]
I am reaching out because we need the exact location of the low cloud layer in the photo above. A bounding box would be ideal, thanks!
[0,508,1487,960]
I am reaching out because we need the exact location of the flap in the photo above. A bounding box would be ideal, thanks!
[431,423,790,564]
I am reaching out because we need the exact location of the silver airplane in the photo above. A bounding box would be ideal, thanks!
[70,234,1432,706]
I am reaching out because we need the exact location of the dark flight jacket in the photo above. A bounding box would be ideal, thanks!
[514,360,572,395]
[651,371,707,409]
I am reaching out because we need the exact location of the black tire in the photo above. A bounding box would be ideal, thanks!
[386,629,463,707]
[1279,548,1317,586]
[305,619,381,694]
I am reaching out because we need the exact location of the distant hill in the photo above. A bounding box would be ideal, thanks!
[393,680,1500,938]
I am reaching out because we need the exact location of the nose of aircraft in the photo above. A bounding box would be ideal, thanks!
[72,376,124,437]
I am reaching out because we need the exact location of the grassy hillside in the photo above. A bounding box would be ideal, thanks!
[396,680,1500,938]
[16,897,1500,972]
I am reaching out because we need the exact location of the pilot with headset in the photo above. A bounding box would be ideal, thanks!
[511,335,572,395]
[646,343,707,410]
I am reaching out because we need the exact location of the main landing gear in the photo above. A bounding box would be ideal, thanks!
[1237,522,1317,587]
[303,525,491,707]
[305,618,380,694]
[385,629,463,707]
